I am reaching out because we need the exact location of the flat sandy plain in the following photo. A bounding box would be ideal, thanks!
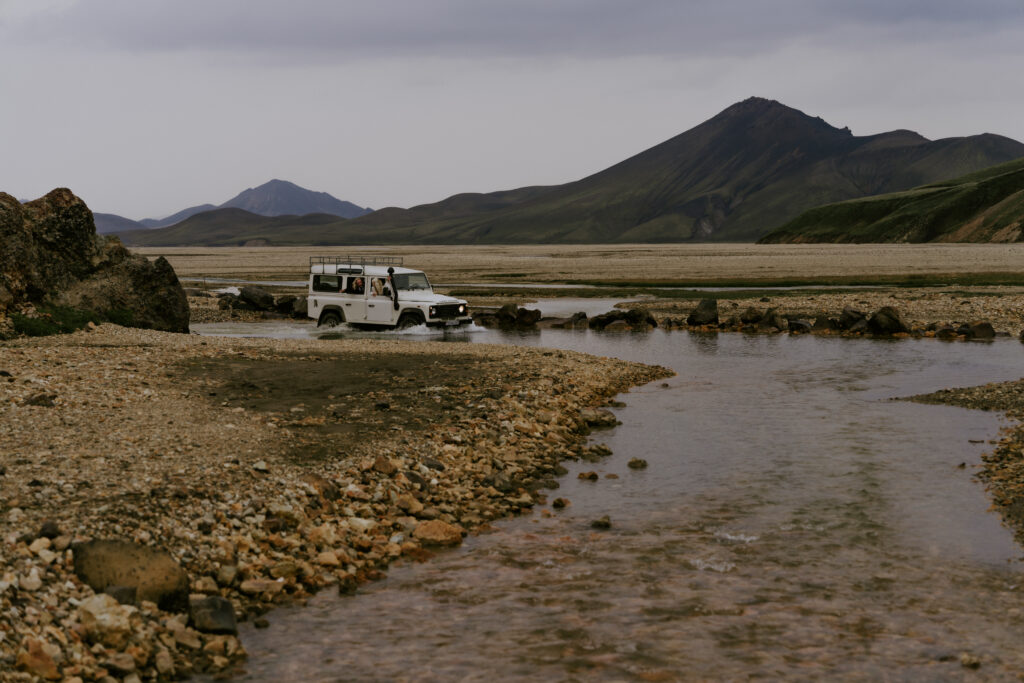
[136,243,1024,284]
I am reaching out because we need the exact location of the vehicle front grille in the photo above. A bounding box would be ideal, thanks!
[432,304,464,319]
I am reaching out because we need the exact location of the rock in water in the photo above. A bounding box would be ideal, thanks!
[968,321,996,340]
[239,286,275,311]
[867,306,909,335]
[73,539,190,611]
[0,188,189,333]
[687,298,719,326]
[838,306,865,330]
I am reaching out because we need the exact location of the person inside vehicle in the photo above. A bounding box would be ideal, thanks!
[347,277,364,295]
[371,278,383,296]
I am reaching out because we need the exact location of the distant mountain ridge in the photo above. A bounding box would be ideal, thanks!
[95,180,370,233]
[759,157,1024,243]
[116,98,1024,246]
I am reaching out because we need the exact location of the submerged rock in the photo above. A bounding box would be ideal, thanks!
[867,306,910,335]
[687,298,719,326]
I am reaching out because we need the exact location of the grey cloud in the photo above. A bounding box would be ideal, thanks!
[7,0,1022,62]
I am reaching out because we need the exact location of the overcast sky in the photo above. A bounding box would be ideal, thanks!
[2,0,1023,219]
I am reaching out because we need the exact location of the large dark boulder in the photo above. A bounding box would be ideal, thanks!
[740,307,763,324]
[73,539,190,612]
[867,306,910,335]
[758,308,787,331]
[0,189,189,333]
[589,309,657,331]
[240,286,275,311]
[967,321,996,340]
[686,298,719,326]
[837,306,865,331]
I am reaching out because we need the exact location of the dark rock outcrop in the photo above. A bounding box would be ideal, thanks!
[239,285,275,311]
[686,298,719,326]
[838,306,865,331]
[740,307,764,324]
[967,321,996,340]
[867,306,910,335]
[0,189,189,333]
[588,309,658,331]
[758,308,787,332]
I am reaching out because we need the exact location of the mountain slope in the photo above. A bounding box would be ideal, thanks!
[139,204,217,228]
[116,98,1024,246]
[95,212,145,234]
[221,179,371,219]
[116,208,349,247]
[340,98,1024,243]
[758,157,1024,243]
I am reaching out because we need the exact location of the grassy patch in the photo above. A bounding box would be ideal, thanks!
[565,273,1024,288]
[10,306,136,337]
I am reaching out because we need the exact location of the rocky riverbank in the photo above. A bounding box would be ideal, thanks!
[635,288,1024,338]
[0,325,669,681]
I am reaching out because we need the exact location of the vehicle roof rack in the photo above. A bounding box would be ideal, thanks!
[310,255,404,267]
[310,255,404,268]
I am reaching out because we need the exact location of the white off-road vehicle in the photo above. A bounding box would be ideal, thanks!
[307,255,471,330]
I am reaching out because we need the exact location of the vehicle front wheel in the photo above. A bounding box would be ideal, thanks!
[396,312,424,330]
[318,311,342,328]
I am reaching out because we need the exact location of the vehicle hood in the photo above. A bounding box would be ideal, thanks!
[398,291,466,305]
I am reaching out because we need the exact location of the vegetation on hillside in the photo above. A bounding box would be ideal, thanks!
[759,157,1024,243]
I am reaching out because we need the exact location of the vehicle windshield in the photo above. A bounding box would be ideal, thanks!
[392,272,431,292]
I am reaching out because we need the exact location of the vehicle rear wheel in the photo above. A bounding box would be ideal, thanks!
[318,311,342,328]
[396,312,424,330]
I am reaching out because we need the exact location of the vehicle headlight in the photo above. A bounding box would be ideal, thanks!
[429,306,436,317]
[458,304,466,314]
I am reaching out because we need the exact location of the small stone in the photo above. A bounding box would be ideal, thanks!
[154,649,175,676]
[217,565,239,586]
[78,594,135,649]
[552,498,569,509]
[194,576,219,594]
[28,536,51,554]
[373,455,398,475]
[190,595,238,635]
[960,652,981,669]
[103,652,137,674]
[412,520,463,546]
[38,520,61,539]
[627,458,649,470]
[252,460,269,473]
[239,578,285,596]
[316,551,341,566]
[16,637,60,680]
[23,392,57,407]
[591,516,612,529]
[254,617,271,629]
[20,568,43,591]
[578,471,598,481]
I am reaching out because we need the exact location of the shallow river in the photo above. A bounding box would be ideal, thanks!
[194,321,1024,680]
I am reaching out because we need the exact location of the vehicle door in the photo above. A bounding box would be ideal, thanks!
[340,275,367,321]
[365,277,395,324]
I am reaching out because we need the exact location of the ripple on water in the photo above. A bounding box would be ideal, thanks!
[212,332,1024,681]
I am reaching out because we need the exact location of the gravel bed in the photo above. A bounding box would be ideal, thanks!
[0,325,669,681]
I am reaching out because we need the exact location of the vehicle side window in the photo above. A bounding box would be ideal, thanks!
[312,275,340,292]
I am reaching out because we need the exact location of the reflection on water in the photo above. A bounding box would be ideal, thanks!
[197,324,1024,680]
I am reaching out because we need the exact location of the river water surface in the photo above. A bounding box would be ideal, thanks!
[193,322,1024,680]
